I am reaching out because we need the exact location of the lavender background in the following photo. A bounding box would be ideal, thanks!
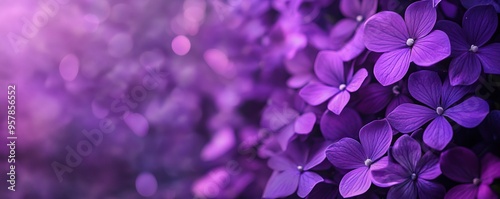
[0,0,499,198]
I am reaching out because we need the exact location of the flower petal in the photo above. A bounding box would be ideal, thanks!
[360,0,378,17]
[392,135,421,171]
[326,138,366,170]
[480,153,500,184]
[374,48,412,86]
[405,1,436,38]
[448,52,482,86]
[462,5,498,47]
[305,142,329,170]
[262,170,300,198]
[360,120,393,160]
[435,20,469,57]
[347,68,368,92]
[327,91,350,115]
[411,30,451,66]
[416,179,446,199]
[356,83,393,114]
[340,0,361,18]
[276,123,296,151]
[423,116,453,151]
[371,163,408,187]
[320,108,361,141]
[297,171,324,198]
[268,154,296,171]
[314,51,345,86]
[339,167,372,198]
[364,11,409,52]
[477,43,500,74]
[338,26,367,61]
[387,180,417,199]
[386,94,413,116]
[299,83,338,106]
[416,151,441,180]
[408,70,442,108]
[294,112,316,135]
[440,147,479,183]
[444,184,478,199]
[330,19,359,50]
[441,78,472,109]
[387,103,437,133]
[444,96,489,128]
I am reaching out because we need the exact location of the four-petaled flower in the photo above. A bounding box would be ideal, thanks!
[387,70,489,150]
[326,119,392,198]
[364,1,451,86]
[372,135,445,199]
[299,51,368,115]
[436,5,500,85]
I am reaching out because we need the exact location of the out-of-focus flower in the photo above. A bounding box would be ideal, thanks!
[440,147,500,199]
[460,0,500,12]
[364,1,450,86]
[299,51,368,114]
[326,120,392,198]
[436,5,500,86]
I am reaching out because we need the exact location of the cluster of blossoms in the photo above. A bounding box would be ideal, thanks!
[1,0,499,198]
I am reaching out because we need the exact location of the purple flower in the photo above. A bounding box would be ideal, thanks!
[364,1,451,86]
[436,5,500,86]
[356,81,413,116]
[325,119,392,198]
[372,135,445,199]
[460,0,500,12]
[387,70,489,150]
[299,51,368,114]
[440,147,500,199]
[320,107,362,141]
[263,141,328,198]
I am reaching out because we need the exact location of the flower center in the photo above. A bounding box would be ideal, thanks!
[411,173,417,181]
[356,15,363,22]
[436,106,444,115]
[297,165,304,172]
[406,38,415,47]
[364,159,373,167]
[469,45,479,53]
[392,85,401,95]
[339,84,346,91]
[473,178,482,186]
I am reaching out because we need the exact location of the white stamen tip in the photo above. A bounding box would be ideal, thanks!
[297,165,304,171]
[436,107,444,115]
[406,38,415,47]
[470,45,479,53]
[411,173,417,181]
[473,178,481,185]
[364,159,373,167]
[392,85,401,95]
[356,15,364,22]
[339,84,347,91]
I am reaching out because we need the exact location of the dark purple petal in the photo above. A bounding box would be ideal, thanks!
[340,0,361,18]
[441,78,472,109]
[480,153,500,184]
[371,163,408,187]
[386,95,413,116]
[305,142,329,170]
[444,184,478,199]
[360,120,392,160]
[440,147,479,183]
[392,135,421,171]
[387,180,417,199]
[297,171,324,198]
[411,30,451,66]
[374,48,412,86]
[356,83,393,114]
[364,11,409,52]
[416,179,446,199]
[405,1,436,38]
[299,83,338,106]
[339,167,371,198]
[462,5,498,47]
[478,43,500,74]
[444,96,489,128]
[416,151,441,180]
[320,108,361,141]
[448,52,482,86]
[263,170,300,198]
[387,103,437,133]
[435,20,469,57]
[314,51,345,86]
[423,116,453,151]
[408,70,442,108]
[347,68,368,92]
[326,138,366,170]
[294,112,316,135]
[328,91,350,115]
